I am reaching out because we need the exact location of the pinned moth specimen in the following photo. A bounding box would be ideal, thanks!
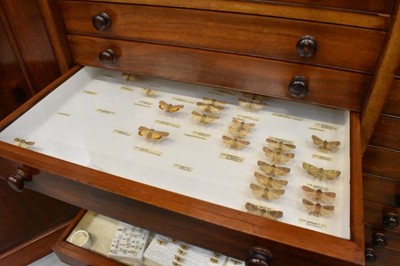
[257,161,290,177]
[138,126,169,141]
[302,199,334,217]
[250,183,285,200]
[266,138,296,151]
[158,100,184,113]
[191,111,219,124]
[238,98,266,111]
[263,147,295,164]
[13,137,35,148]
[231,118,255,131]
[245,202,283,221]
[122,72,139,81]
[222,135,250,150]
[254,172,288,189]
[196,102,224,113]
[242,93,266,103]
[311,135,341,153]
[141,88,158,97]
[302,162,341,181]
[202,97,225,106]
[301,185,336,203]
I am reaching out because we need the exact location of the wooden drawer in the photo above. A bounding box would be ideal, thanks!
[365,224,400,253]
[364,245,400,266]
[382,78,400,116]
[364,201,400,232]
[369,115,400,151]
[363,146,400,182]
[60,1,385,73]
[363,174,400,208]
[0,66,364,265]
[67,35,370,111]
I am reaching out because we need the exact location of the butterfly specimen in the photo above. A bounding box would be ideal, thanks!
[302,199,334,217]
[238,98,265,111]
[202,97,225,106]
[222,135,250,150]
[302,162,341,181]
[138,126,169,141]
[159,100,184,113]
[250,183,285,200]
[196,102,224,113]
[191,111,219,124]
[257,161,290,177]
[311,135,341,153]
[254,172,288,189]
[141,88,158,97]
[13,137,35,148]
[263,147,295,164]
[245,202,283,221]
[266,138,296,151]
[301,185,336,203]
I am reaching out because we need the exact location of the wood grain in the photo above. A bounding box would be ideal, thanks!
[364,201,400,233]
[363,146,400,182]
[363,174,400,208]
[382,78,400,117]
[369,115,400,151]
[365,224,400,252]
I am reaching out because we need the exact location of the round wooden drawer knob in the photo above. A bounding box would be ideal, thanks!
[296,35,317,58]
[382,213,399,229]
[372,232,387,248]
[99,49,117,66]
[92,12,111,31]
[7,167,32,192]
[288,76,308,98]
[246,246,273,266]
[365,248,377,263]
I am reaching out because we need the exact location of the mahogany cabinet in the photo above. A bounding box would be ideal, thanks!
[1,0,400,265]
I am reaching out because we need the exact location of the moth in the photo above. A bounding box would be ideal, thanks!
[141,88,158,97]
[13,137,35,148]
[254,172,288,189]
[250,183,285,200]
[266,138,296,151]
[242,92,266,103]
[202,97,225,106]
[263,147,295,164]
[302,199,334,217]
[245,202,283,221]
[257,160,290,177]
[302,162,341,181]
[196,102,224,113]
[231,118,255,130]
[222,135,250,150]
[238,98,266,111]
[301,185,336,203]
[311,135,341,153]
[158,100,184,113]
[191,111,219,124]
[228,126,250,138]
[122,72,139,81]
[138,126,169,141]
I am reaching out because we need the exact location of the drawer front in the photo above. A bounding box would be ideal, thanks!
[60,1,385,73]
[382,78,400,116]
[369,115,400,151]
[364,201,400,232]
[363,146,400,182]
[365,224,400,252]
[363,174,400,208]
[67,34,370,111]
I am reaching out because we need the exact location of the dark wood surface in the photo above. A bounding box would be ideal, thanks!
[363,146,400,182]
[369,115,400,151]
[365,224,400,252]
[364,201,400,233]
[67,34,370,111]
[60,1,385,73]
[363,174,400,208]
[382,78,400,117]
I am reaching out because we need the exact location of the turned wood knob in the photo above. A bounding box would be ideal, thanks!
[99,49,117,66]
[92,12,111,31]
[296,35,317,58]
[7,167,32,192]
[365,248,377,263]
[245,246,273,266]
[288,76,308,98]
[382,213,399,229]
[395,193,400,207]
[372,232,387,248]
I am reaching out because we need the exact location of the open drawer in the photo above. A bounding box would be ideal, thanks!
[0,66,363,265]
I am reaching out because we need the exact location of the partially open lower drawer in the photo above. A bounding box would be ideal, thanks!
[0,66,364,265]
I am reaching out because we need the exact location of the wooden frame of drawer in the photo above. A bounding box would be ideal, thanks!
[363,174,400,208]
[0,66,364,265]
[60,1,385,73]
